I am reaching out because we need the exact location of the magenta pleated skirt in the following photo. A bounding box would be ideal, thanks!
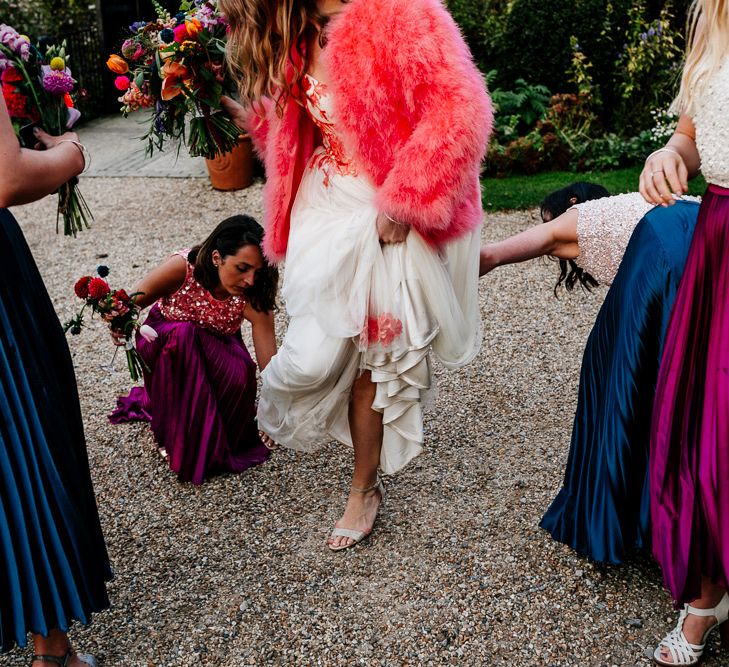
[651,184,729,605]
[109,304,269,485]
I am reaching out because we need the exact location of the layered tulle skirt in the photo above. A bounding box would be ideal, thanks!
[0,209,111,652]
[541,200,699,564]
[257,150,482,474]
[651,185,729,604]
[109,305,269,485]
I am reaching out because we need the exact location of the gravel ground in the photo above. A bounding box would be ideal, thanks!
[5,177,727,667]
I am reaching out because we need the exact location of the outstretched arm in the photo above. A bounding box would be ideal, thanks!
[245,306,276,371]
[109,254,187,345]
[479,209,579,277]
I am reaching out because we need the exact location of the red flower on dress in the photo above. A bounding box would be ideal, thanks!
[88,277,111,300]
[74,276,92,299]
[360,313,403,348]
[377,312,403,348]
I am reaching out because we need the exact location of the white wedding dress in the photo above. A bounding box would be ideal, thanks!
[257,74,482,474]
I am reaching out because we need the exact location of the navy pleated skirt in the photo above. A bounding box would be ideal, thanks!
[0,209,111,652]
[540,200,700,564]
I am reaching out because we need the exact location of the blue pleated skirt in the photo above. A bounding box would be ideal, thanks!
[540,200,700,564]
[0,209,111,652]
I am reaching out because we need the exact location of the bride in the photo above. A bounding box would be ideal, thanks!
[220,0,491,550]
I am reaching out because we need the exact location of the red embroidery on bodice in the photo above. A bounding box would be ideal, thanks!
[157,251,246,336]
[303,74,358,186]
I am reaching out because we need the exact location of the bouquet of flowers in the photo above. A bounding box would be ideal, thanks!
[64,266,151,381]
[0,24,91,236]
[107,0,241,160]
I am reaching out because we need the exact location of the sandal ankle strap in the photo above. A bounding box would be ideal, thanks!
[32,651,72,666]
[351,477,382,494]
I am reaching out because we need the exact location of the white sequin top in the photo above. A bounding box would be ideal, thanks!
[694,56,729,188]
[572,192,700,285]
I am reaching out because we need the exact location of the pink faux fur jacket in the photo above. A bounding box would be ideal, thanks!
[247,0,493,262]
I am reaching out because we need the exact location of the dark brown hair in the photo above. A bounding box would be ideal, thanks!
[188,215,278,313]
[540,182,610,294]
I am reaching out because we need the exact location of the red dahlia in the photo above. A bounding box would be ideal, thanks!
[74,275,92,299]
[87,277,111,300]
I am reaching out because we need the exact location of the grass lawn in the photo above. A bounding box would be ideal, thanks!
[482,166,708,211]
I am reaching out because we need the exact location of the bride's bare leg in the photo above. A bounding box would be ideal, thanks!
[327,370,385,549]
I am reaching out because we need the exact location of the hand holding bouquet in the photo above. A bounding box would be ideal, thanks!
[65,267,150,381]
[0,25,92,236]
[108,0,241,160]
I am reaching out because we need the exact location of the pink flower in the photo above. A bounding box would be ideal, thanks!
[360,313,403,348]
[41,66,74,95]
[114,75,130,91]
[173,24,190,43]
[138,324,158,342]
[65,106,81,128]
[376,313,403,348]
[121,39,144,61]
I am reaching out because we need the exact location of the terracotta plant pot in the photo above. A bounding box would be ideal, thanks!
[205,135,254,191]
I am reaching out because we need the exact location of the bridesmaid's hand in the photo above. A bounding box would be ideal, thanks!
[639,148,688,206]
[220,95,248,133]
[32,128,79,150]
[376,212,409,244]
[110,328,126,347]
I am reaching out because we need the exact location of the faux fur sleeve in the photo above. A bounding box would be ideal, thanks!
[372,0,493,231]
[244,98,274,158]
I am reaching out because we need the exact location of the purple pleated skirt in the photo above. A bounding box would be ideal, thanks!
[651,184,729,605]
[109,304,269,485]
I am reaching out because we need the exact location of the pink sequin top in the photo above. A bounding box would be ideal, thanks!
[157,250,247,336]
[303,73,358,186]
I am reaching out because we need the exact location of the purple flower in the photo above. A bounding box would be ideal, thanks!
[0,24,31,61]
[129,21,147,32]
[640,32,647,41]
[41,65,74,95]
[647,27,655,37]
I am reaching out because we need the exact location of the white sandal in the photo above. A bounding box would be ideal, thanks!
[327,477,385,552]
[654,592,729,665]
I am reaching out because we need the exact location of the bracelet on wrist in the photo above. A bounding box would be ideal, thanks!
[58,139,91,173]
[384,212,405,226]
[645,146,680,163]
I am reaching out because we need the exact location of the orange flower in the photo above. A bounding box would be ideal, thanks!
[106,54,129,74]
[160,60,192,101]
[185,18,202,38]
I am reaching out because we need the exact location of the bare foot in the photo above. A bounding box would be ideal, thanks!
[327,483,383,550]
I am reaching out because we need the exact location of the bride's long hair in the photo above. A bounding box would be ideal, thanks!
[673,0,729,114]
[219,0,332,114]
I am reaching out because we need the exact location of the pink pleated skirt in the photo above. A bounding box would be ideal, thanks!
[651,184,729,605]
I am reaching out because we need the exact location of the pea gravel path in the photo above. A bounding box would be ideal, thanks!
[5,177,726,667]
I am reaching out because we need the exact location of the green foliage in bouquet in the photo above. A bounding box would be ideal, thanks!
[107,0,241,160]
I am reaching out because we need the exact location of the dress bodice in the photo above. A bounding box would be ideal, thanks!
[573,192,700,285]
[694,56,729,188]
[303,73,358,185]
[157,251,246,336]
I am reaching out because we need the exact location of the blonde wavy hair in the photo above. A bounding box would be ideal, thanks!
[219,0,330,114]
[674,0,729,114]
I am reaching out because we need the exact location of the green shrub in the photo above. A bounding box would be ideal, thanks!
[610,2,684,134]
[0,0,96,35]
[487,71,551,142]
[447,0,508,74]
